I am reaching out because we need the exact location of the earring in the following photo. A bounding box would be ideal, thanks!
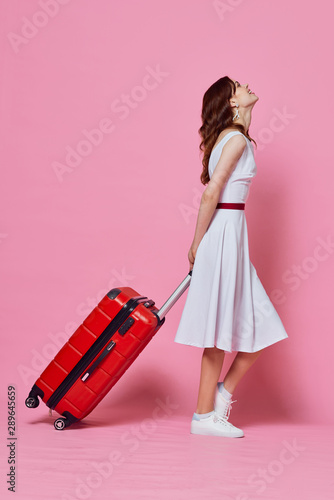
[232,103,239,121]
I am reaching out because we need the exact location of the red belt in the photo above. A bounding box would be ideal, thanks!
[216,203,245,210]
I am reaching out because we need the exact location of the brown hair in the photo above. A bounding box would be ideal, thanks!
[199,76,257,185]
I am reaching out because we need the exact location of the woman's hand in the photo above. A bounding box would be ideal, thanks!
[188,243,198,272]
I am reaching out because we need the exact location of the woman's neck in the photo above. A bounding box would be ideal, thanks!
[235,108,252,131]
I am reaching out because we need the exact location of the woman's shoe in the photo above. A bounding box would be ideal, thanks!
[213,386,244,436]
[190,411,244,437]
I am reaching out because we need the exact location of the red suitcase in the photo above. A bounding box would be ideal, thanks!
[25,272,192,430]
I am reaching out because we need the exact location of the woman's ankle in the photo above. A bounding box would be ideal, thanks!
[195,407,214,414]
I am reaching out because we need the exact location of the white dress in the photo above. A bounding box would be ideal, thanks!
[174,131,288,352]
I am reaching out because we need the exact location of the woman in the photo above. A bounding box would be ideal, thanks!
[174,77,288,438]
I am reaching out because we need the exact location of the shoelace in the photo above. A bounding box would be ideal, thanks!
[213,413,232,426]
[218,399,237,421]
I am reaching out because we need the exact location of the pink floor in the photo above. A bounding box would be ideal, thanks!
[3,397,333,500]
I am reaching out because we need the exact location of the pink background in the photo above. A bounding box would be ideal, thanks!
[1,1,333,499]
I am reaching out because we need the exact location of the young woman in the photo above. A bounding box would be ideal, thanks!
[174,77,288,438]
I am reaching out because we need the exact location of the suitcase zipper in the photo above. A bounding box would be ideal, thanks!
[80,340,116,382]
[46,295,148,409]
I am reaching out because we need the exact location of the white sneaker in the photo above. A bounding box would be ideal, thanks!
[214,386,244,437]
[190,411,244,437]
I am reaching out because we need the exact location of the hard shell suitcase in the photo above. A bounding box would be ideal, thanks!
[25,272,192,430]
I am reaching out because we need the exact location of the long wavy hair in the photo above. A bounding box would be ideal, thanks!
[199,76,257,185]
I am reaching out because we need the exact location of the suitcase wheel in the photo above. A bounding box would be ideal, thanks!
[25,396,40,409]
[54,417,70,431]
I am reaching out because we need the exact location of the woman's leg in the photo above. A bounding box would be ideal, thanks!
[222,349,264,394]
[195,346,225,413]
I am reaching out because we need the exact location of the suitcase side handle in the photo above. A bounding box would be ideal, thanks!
[157,270,192,320]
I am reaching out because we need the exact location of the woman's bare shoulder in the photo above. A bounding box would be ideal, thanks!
[213,128,243,150]
[219,127,241,140]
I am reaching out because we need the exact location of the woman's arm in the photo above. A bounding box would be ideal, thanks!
[188,135,246,271]
[188,194,219,270]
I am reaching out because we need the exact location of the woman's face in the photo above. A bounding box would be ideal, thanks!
[231,79,259,107]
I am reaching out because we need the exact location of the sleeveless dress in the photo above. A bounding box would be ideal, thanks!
[174,131,288,352]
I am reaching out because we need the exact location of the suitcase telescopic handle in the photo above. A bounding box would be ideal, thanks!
[157,270,192,320]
